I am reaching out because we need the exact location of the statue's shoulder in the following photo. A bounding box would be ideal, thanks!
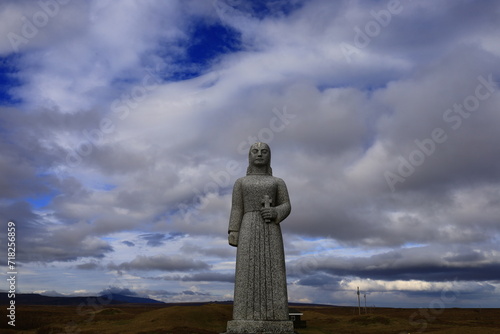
[234,176,245,186]
[272,176,286,185]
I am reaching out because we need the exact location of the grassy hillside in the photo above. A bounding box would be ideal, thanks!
[2,303,500,333]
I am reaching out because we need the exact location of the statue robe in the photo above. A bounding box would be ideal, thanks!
[228,174,291,321]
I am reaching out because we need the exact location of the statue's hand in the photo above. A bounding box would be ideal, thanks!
[228,231,239,247]
[261,207,277,223]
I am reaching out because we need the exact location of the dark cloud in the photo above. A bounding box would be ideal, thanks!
[18,221,114,263]
[295,273,342,289]
[289,245,500,282]
[76,262,101,270]
[109,254,210,272]
[145,272,234,283]
[0,109,60,201]
[99,287,138,297]
[0,200,113,263]
[140,232,186,247]
[140,233,168,247]
[180,242,235,259]
[181,290,211,296]
[0,201,40,231]
[181,272,234,283]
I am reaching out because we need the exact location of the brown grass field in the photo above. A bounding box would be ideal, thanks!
[2,303,500,334]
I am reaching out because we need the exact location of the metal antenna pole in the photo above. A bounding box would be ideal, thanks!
[357,287,361,315]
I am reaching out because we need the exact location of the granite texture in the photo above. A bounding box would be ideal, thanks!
[224,143,293,333]
[224,319,295,333]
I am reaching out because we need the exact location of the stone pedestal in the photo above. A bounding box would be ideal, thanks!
[223,319,295,334]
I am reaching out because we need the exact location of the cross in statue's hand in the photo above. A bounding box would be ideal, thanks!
[261,195,273,223]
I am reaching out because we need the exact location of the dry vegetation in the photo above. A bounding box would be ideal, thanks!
[1,303,500,334]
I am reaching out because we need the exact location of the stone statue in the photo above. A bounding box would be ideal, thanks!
[223,142,295,334]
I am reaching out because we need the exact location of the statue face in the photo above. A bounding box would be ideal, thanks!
[249,143,270,167]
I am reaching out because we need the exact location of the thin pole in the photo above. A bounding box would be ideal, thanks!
[357,287,361,315]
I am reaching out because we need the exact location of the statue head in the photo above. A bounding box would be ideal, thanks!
[247,142,272,175]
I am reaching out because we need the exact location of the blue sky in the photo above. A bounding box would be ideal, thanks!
[1,0,500,311]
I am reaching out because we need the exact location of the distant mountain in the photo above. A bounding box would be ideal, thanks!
[104,293,164,304]
[0,292,164,306]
